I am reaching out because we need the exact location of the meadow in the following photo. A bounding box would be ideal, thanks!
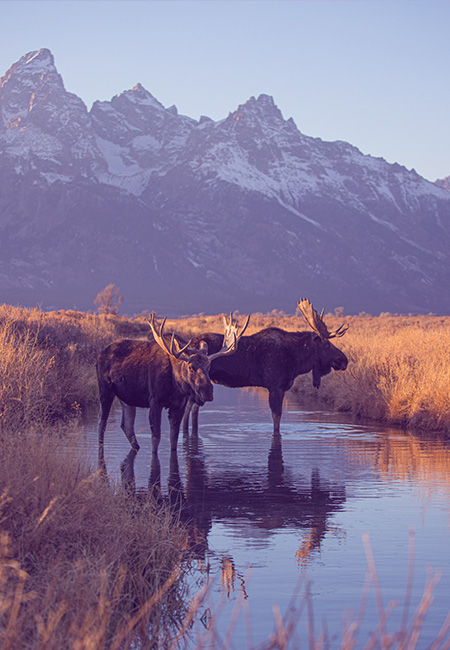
[1,303,450,648]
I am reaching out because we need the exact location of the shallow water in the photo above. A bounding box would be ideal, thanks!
[82,386,450,648]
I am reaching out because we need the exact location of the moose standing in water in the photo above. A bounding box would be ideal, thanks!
[184,299,348,434]
[96,314,244,455]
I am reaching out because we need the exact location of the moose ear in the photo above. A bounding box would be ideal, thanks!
[199,340,209,355]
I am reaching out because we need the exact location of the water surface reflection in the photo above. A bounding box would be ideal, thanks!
[85,386,450,647]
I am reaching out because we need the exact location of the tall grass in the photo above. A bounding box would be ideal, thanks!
[291,315,450,432]
[4,305,450,434]
[0,305,120,431]
[0,431,188,649]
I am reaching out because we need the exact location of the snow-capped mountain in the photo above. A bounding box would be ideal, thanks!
[1,48,450,315]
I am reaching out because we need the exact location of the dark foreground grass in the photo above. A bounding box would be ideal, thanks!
[0,430,189,649]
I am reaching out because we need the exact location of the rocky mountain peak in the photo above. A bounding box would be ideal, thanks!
[226,93,285,129]
[119,83,166,111]
[3,48,56,80]
[0,47,89,134]
[0,48,65,127]
[1,48,450,316]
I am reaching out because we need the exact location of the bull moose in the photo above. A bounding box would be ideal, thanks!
[96,314,243,454]
[184,299,348,434]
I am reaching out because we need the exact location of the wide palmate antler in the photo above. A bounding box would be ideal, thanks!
[148,314,193,361]
[207,312,250,362]
[297,298,348,340]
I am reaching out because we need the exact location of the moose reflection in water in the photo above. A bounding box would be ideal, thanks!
[117,430,346,568]
[96,314,244,455]
[184,299,349,434]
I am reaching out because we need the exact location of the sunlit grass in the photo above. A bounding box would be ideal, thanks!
[0,305,121,431]
[0,430,188,649]
[290,314,450,432]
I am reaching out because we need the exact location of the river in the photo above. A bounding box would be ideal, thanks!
[82,385,450,648]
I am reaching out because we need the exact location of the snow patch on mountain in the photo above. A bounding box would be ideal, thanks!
[2,48,450,316]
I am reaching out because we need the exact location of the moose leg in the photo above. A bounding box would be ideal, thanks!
[182,398,193,435]
[97,389,115,452]
[191,404,200,435]
[183,400,200,437]
[149,403,163,454]
[268,388,285,434]
[119,401,139,451]
[149,453,162,499]
[168,406,185,452]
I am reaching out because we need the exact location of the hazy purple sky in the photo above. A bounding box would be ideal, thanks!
[1,1,449,182]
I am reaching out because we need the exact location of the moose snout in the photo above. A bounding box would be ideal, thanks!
[203,384,214,403]
[195,380,214,406]
[333,354,348,371]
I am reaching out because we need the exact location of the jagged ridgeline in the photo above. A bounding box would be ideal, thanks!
[1,48,450,315]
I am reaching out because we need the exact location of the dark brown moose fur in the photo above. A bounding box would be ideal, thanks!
[184,327,348,433]
[97,337,214,454]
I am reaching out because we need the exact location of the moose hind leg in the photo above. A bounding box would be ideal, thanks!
[120,401,140,451]
[98,389,115,451]
[149,403,163,454]
[268,388,285,434]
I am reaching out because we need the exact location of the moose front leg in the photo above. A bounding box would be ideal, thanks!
[168,406,185,451]
[182,398,193,435]
[268,388,285,434]
[182,399,200,436]
[191,404,200,435]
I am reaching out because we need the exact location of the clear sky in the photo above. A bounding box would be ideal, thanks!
[0,0,449,182]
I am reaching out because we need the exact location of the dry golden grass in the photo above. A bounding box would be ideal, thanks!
[291,314,450,432]
[0,431,188,649]
[0,305,126,431]
[0,305,191,647]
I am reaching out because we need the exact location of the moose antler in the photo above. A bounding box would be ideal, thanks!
[222,312,250,344]
[148,314,193,361]
[207,312,250,362]
[297,298,348,340]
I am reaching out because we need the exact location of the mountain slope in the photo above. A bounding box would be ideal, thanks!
[1,48,450,315]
